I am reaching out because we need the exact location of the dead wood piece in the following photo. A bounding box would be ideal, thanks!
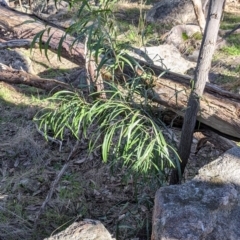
[0,39,33,49]
[0,6,85,67]
[0,63,73,92]
[34,136,89,228]
[150,76,240,139]
[34,140,79,229]
[134,65,240,140]
[219,24,240,39]
[194,129,236,154]
[1,61,239,141]
[136,59,240,102]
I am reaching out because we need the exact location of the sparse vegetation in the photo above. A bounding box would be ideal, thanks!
[222,43,240,56]
[182,32,189,41]
[221,12,240,30]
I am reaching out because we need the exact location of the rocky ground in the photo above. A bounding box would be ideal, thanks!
[0,0,239,239]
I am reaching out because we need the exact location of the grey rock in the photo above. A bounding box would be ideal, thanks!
[187,49,200,62]
[33,0,69,15]
[44,219,115,240]
[146,0,235,25]
[0,49,35,74]
[131,44,196,74]
[165,25,201,50]
[146,0,208,25]
[0,0,9,6]
[152,147,240,240]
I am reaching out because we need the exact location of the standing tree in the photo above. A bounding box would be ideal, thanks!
[170,0,226,184]
[192,0,207,34]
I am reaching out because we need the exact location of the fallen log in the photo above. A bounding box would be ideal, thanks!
[0,6,85,67]
[0,63,73,92]
[0,39,33,49]
[134,62,240,140]
[161,109,237,151]
[150,75,240,139]
[0,5,239,140]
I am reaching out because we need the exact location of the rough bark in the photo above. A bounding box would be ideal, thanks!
[170,0,226,184]
[0,63,73,92]
[0,6,85,67]
[134,63,240,141]
[147,73,240,140]
[0,39,33,49]
[162,110,237,154]
[192,0,206,33]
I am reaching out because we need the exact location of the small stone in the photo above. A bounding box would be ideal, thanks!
[44,219,115,240]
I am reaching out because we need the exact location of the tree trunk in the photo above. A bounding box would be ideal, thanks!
[170,0,226,184]
[192,0,206,33]
[0,6,85,67]
[203,0,210,14]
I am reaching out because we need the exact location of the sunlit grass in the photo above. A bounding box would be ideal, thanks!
[34,84,178,177]
[222,45,240,56]
[221,13,240,30]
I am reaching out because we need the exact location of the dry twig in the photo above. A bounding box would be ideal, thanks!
[35,124,63,151]
[34,139,87,229]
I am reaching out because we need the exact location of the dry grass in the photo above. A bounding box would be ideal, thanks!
[0,82,157,239]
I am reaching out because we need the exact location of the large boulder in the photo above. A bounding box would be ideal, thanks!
[33,0,69,15]
[146,0,237,25]
[0,0,9,6]
[131,44,196,74]
[152,147,240,240]
[146,0,208,25]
